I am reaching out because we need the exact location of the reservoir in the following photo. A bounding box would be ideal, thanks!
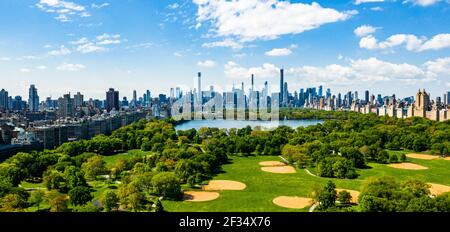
[175,119,323,131]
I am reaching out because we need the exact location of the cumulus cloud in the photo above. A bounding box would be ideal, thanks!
[197,60,216,68]
[48,45,71,56]
[225,62,279,79]
[70,34,122,54]
[223,57,447,87]
[36,0,90,22]
[194,0,356,44]
[36,65,47,70]
[355,0,385,4]
[202,39,243,50]
[56,63,85,71]
[359,33,450,52]
[265,48,293,57]
[354,25,379,37]
[403,0,444,6]
[91,3,109,9]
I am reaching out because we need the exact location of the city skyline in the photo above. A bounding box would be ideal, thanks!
[0,0,449,99]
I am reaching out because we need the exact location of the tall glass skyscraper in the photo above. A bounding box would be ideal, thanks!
[28,84,39,112]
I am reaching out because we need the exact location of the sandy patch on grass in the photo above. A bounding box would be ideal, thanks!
[428,183,450,196]
[261,166,296,174]
[259,161,286,167]
[406,153,439,160]
[273,196,313,209]
[183,191,220,202]
[387,163,428,170]
[443,157,450,161]
[202,180,247,191]
[336,189,360,204]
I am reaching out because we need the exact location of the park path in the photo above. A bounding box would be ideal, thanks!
[305,168,318,177]
[309,203,319,212]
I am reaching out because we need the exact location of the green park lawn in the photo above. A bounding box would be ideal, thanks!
[163,150,450,212]
[103,149,151,168]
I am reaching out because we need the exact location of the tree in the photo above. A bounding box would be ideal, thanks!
[399,154,407,162]
[153,198,164,212]
[389,154,399,163]
[338,191,352,205]
[318,181,337,210]
[46,191,69,212]
[29,190,45,211]
[0,193,29,212]
[151,172,182,199]
[69,186,93,206]
[64,166,87,189]
[81,156,107,181]
[43,170,66,191]
[101,190,119,212]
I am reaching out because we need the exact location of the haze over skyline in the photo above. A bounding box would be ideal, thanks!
[0,0,449,99]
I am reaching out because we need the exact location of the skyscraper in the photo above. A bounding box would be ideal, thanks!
[58,93,74,118]
[0,89,8,111]
[318,85,323,97]
[280,69,284,107]
[365,90,370,104]
[132,90,137,108]
[28,84,39,112]
[106,88,119,112]
[197,72,202,102]
[447,91,450,105]
[74,92,84,108]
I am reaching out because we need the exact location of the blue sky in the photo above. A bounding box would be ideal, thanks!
[0,0,449,100]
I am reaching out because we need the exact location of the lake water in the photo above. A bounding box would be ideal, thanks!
[175,119,323,131]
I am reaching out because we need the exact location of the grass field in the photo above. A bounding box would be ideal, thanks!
[163,150,450,212]
[103,149,151,168]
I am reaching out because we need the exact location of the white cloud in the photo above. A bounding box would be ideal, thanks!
[168,3,179,9]
[48,45,71,56]
[403,0,443,7]
[56,63,86,71]
[265,48,293,57]
[197,60,216,68]
[194,0,356,43]
[371,6,384,11]
[202,39,243,50]
[36,65,47,70]
[359,33,450,52]
[92,3,109,9]
[354,25,379,37]
[36,0,90,22]
[224,62,279,79]
[20,68,31,73]
[223,57,445,87]
[173,52,183,57]
[77,42,107,53]
[355,0,385,5]
[0,57,11,61]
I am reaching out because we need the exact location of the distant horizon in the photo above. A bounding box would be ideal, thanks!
[0,1,449,99]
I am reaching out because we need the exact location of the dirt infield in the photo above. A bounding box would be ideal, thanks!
[387,163,428,170]
[273,196,313,209]
[428,183,450,196]
[183,191,220,202]
[202,180,247,191]
[261,166,296,174]
[443,157,450,161]
[406,153,439,160]
[259,161,286,167]
[336,189,360,204]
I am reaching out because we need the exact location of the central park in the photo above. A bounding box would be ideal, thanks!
[1,109,449,212]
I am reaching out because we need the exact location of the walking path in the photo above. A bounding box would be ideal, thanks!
[305,168,318,177]
[309,203,319,212]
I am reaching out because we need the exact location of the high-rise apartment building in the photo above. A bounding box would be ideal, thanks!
[28,85,39,112]
[0,89,8,111]
[74,92,84,108]
[106,88,119,112]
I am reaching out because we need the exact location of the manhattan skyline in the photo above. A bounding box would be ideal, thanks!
[0,0,449,99]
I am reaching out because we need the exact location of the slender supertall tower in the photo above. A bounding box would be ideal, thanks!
[251,74,254,92]
[280,69,284,106]
[197,72,202,102]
